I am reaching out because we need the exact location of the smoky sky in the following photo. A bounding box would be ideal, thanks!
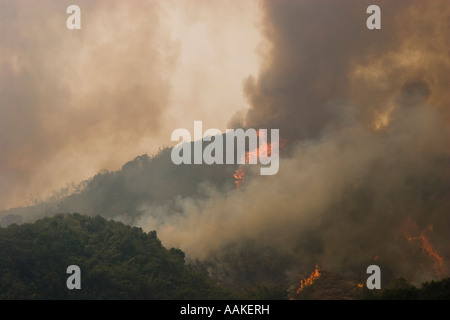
[0,0,260,210]
[0,0,173,209]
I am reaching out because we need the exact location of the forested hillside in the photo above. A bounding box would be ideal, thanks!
[0,145,238,227]
[0,213,228,299]
[2,213,450,300]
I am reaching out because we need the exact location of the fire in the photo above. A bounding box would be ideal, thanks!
[357,283,364,288]
[401,218,448,277]
[233,166,246,189]
[233,130,283,189]
[245,131,271,163]
[296,265,321,294]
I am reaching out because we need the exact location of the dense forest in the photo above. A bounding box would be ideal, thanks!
[0,213,229,299]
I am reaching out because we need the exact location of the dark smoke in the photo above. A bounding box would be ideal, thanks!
[244,0,450,142]
[154,0,450,286]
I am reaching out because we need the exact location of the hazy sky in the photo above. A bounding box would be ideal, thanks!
[0,0,262,210]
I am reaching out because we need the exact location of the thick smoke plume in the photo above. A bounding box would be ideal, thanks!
[141,0,450,286]
[244,0,450,142]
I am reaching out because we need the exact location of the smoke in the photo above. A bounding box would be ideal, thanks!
[147,102,449,284]
[0,0,176,209]
[137,0,450,285]
[0,0,260,210]
[2,0,449,287]
[243,0,450,141]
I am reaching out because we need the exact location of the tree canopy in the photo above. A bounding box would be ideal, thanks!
[0,213,227,299]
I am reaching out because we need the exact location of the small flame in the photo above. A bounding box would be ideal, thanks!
[233,166,246,189]
[357,283,364,288]
[401,218,448,277]
[236,130,274,167]
[233,130,283,189]
[296,265,321,294]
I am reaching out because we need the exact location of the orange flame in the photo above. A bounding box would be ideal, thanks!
[357,283,364,288]
[244,130,276,164]
[296,265,321,294]
[233,130,283,189]
[233,166,246,189]
[401,218,447,277]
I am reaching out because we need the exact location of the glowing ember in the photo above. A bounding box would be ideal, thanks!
[296,265,321,294]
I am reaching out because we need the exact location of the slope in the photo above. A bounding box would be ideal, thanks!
[0,213,228,299]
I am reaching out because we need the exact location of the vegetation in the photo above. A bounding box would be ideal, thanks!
[1,146,239,227]
[2,213,450,300]
[363,277,450,300]
[0,213,229,299]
